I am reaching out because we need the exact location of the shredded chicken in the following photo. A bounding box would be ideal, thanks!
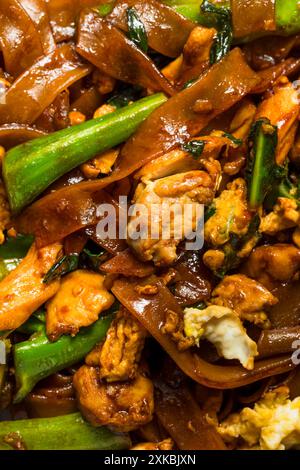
[218,387,300,450]
[245,244,300,288]
[204,178,251,246]
[0,243,62,331]
[128,170,215,266]
[86,308,147,382]
[212,274,278,327]
[184,305,258,370]
[162,308,195,351]
[46,270,115,341]
[73,365,154,432]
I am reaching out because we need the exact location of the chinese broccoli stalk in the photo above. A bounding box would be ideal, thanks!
[0,413,131,450]
[3,93,167,214]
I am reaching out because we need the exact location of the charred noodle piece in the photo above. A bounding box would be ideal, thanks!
[0,0,54,77]
[108,0,195,57]
[0,243,62,332]
[0,125,47,150]
[258,326,300,359]
[0,234,34,282]
[15,48,260,247]
[112,277,294,389]
[231,0,276,39]
[4,94,167,214]
[154,363,226,450]
[13,313,114,403]
[0,413,130,450]
[45,0,114,42]
[76,10,174,96]
[0,44,91,126]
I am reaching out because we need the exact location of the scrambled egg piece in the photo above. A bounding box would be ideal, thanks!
[127,170,215,266]
[204,178,251,246]
[86,308,147,382]
[183,305,258,370]
[218,387,300,450]
[212,274,277,327]
[73,365,154,432]
[46,270,114,341]
[131,439,174,451]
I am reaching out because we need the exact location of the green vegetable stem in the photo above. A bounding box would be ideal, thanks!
[0,413,131,450]
[3,93,167,214]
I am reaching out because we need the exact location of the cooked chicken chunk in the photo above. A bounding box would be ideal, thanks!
[127,170,215,266]
[73,365,154,432]
[184,305,258,370]
[0,243,62,331]
[204,178,251,246]
[218,387,300,450]
[245,244,300,288]
[260,197,299,235]
[255,79,299,165]
[80,148,119,179]
[46,270,114,341]
[212,274,277,327]
[162,308,195,351]
[0,181,10,245]
[86,308,147,382]
[131,438,174,450]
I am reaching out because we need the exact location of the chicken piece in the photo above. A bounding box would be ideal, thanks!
[131,438,174,451]
[127,170,215,266]
[0,181,10,245]
[86,308,147,382]
[260,197,300,235]
[184,305,258,370]
[177,26,216,87]
[245,244,300,288]
[80,148,119,179]
[162,308,195,351]
[0,243,62,331]
[204,178,251,247]
[218,387,300,450]
[46,270,114,341]
[162,56,183,84]
[73,365,154,432]
[135,134,235,181]
[255,79,299,165]
[212,274,277,327]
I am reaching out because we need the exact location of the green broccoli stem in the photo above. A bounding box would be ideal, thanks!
[0,413,131,450]
[167,0,300,36]
[13,313,115,403]
[3,93,167,214]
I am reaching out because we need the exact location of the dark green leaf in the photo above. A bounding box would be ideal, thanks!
[201,0,233,64]
[43,255,79,284]
[182,78,197,90]
[182,140,206,159]
[107,86,141,109]
[126,7,148,53]
[246,118,278,209]
[204,203,216,222]
[0,234,33,260]
[81,247,106,271]
[222,132,243,146]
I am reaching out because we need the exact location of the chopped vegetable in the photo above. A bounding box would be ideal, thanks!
[0,413,130,450]
[126,7,148,52]
[182,140,206,159]
[14,311,115,403]
[3,93,167,213]
[246,118,278,209]
[0,234,33,281]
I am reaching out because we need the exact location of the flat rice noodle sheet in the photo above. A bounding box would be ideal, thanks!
[232,0,276,38]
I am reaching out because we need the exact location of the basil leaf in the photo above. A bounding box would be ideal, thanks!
[201,0,233,64]
[126,7,148,53]
[182,140,206,159]
[43,255,79,284]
